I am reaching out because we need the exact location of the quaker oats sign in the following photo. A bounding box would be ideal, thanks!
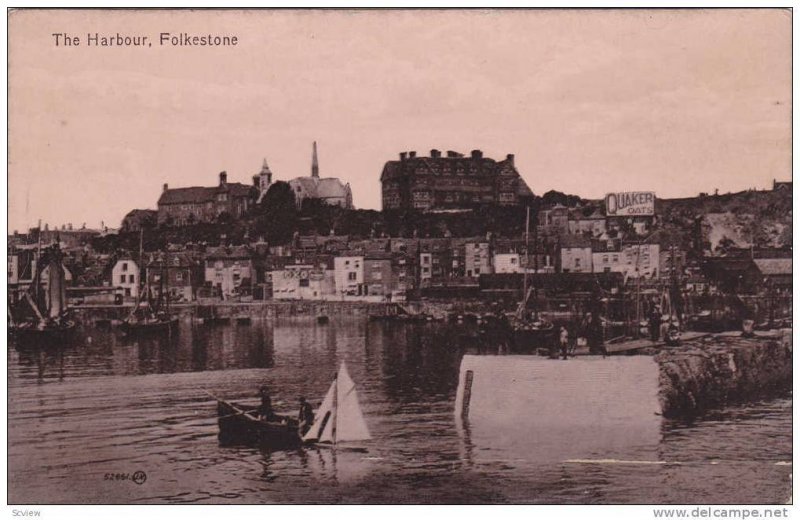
[605,191,656,216]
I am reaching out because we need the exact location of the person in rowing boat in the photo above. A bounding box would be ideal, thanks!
[257,385,279,422]
[298,396,314,435]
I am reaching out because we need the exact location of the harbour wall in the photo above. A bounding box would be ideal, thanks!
[70,301,402,322]
[69,299,490,323]
[657,331,792,419]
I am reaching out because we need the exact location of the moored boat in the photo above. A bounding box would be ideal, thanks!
[9,237,79,349]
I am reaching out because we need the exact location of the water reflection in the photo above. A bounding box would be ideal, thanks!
[7,317,792,504]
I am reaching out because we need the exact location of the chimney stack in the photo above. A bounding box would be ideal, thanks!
[446,150,460,158]
[400,152,408,161]
[471,149,483,159]
[409,151,416,159]
[506,153,515,165]
[430,149,441,158]
[253,174,260,187]
[163,183,169,192]
[219,171,228,185]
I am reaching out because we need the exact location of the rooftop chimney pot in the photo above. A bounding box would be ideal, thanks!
[219,171,228,185]
[430,149,441,158]
[163,183,169,192]
[471,149,483,159]
[400,152,407,161]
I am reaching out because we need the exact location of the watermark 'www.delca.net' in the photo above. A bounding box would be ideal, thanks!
[654,507,790,518]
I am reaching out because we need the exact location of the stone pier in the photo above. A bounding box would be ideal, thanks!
[657,331,792,419]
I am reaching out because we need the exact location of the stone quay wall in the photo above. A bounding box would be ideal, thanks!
[656,331,792,419]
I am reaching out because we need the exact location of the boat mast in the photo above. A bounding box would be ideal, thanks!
[331,370,338,444]
[32,219,44,321]
[164,247,170,315]
[522,206,529,318]
[532,207,539,321]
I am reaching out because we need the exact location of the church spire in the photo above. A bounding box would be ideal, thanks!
[311,141,319,179]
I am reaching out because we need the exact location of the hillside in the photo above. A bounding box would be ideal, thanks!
[657,188,792,252]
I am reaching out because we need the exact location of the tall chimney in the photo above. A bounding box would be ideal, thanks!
[506,153,515,165]
[163,183,169,192]
[219,171,227,185]
[471,149,483,159]
[430,149,441,158]
[400,152,408,161]
[409,151,416,159]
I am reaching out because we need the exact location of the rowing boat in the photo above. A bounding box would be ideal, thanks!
[214,362,371,450]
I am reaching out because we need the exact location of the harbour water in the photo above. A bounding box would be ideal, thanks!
[8,317,792,504]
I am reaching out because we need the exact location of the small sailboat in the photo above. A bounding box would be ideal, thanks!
[302,362,372,447]
[215,362,371,450]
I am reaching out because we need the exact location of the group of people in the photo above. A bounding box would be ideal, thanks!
[552,313,607,359]
[256,386,316,435]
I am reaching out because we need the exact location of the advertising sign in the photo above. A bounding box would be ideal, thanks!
[605,192,655,216]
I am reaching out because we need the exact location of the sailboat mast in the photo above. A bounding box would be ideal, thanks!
[331,371,338,444]
[523,206,529,312]
[164,248,170,314]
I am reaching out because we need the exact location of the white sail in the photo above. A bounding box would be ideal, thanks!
[334,363,371,442]
[302,378,336,442]
[302,362,371,444]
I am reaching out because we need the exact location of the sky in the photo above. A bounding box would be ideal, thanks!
[8,9,792,233]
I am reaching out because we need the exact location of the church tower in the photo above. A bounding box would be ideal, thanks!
[311,141,319,179]
[254,158,273,203]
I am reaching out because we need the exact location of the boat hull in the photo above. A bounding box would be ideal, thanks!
[11,320,77,348]
[217,401,302,449]
[511,326,557,354]
[119,317,179,336]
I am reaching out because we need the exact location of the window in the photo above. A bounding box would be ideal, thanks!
[299,279,309,287]
[122,263,128,271]
[129,274,135,283]
[348,272,357,281]
[119,275,125,283]
[603,255,609,263]
[176,272,183,282]
[510,257,517,264]
[125,288,131,296]
[574,258,581,268]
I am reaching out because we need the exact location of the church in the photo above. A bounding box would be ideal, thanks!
[253,142,354,210]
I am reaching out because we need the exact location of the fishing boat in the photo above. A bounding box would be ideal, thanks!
[120,231,179,336]
[10,238,77,348]
[215,362,371,450]
[508,206,555,353]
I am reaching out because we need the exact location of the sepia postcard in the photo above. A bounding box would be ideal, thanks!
[5,7,793,516]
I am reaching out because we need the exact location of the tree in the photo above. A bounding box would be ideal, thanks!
[254,181,298,245]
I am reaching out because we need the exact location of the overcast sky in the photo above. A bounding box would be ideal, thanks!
[9,9,791,232]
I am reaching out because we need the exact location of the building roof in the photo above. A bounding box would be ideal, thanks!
[753,258,792,276]
[123,209,157,219]
[289,176,352,202]
[158,183,254,205]
[204,245,253,260]
[560,234,592,249]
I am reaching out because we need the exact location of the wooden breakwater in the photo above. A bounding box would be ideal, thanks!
[656,331,792,419]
